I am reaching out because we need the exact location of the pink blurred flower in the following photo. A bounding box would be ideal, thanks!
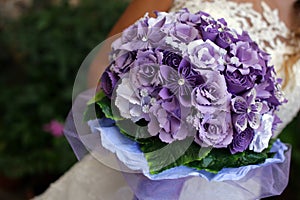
[43,120,64,137]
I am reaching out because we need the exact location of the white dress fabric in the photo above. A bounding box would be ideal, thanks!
[33,0,300,199]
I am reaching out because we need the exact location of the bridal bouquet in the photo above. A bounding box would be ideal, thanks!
[79,8,290,199]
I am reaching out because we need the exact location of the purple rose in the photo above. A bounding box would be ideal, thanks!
[191,70,231,113]
[162,51,182,69]
[177,9,202,26]
[148,98,189,143]
[110,51,136,75]
[169,23,199,43]
[230,127,254,154]
[100,69,119,98]
[224,69,255,94]
[228,41,262,75]
[130,63,161,88]
[215,30,236,48]
[201,25,219,41]
[195,111,233,148]
[135,49,163,66]
[187,40,226,71]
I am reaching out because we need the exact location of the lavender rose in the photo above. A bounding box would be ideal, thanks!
[130,63,161,88]
[177,9,202,26]
[114,77,145,122]
[230,127,254,154]
[135,49,163,66]
[228,41,262,75]
[187,39,226,71]
[195,111,233,148]
[191,70,231,113]
[148,95,189,143]
[110,51,136,75]
[169,23,199,43]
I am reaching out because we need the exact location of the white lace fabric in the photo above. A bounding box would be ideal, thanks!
[34,1,300,199]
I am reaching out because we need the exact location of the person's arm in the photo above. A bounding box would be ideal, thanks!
[88,0,173,88]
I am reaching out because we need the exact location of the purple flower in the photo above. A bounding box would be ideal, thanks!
[100,69,119,98]
[195,111,233,148]
[230,127,254,154]
[231,89,269,133]
[135,49,163,66]
[148,97,189,143]
[187,40,226,71]
[177,9,202,26]
[169,23,199,43]
[160,63,203,107]
[215,30,236,48]
[201,25,219,41]
[178,58,205,87]
[130,63,161,88]
[119,18,167,51]
[110,51,136,75]
[224,69,255,94]
[162,51,182,69]
[259,67,286,107]
[43,120,64,137]
[228,41,262,75]
[192,70,231,113]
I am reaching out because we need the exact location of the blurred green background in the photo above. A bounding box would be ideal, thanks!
[0,0,299,199]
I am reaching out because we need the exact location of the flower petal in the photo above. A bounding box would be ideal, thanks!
[234,114,248,132]
[248,112,261,130]
[231,96,247,113]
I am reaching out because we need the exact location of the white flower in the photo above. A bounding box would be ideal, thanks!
[115,77,143,121]
[249,114,274,152]
[187,39,226,71]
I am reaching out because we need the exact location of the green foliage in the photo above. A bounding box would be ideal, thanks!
[95,94,276,175]
[278,113,300,197]
[0,0,128,178]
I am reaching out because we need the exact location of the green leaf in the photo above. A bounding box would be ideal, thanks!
[137,136,275,174]
[117,119,152,142]
[186,148,270,173]
[83,103,104,121]
[140,138,213,174]
[96,96,124,121]
[87,91,105,105]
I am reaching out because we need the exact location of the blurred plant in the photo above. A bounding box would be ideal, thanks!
[43,120,64,137]
[277,113,300,198]
[0,0,128,179]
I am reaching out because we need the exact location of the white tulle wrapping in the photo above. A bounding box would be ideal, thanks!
[59,89,290,200]
[88,119,288,182]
